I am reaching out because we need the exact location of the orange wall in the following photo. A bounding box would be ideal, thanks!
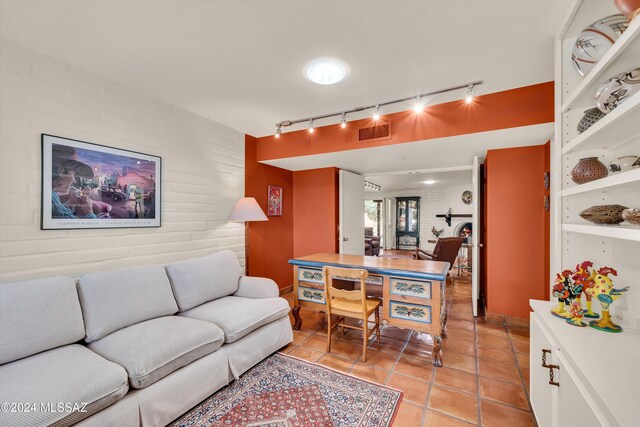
[485,144,549,318]
[293,167,339,257]
[245,135,294,289]
[256,81,553,161]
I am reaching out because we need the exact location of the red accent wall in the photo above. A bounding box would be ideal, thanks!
[245,135,294,289]
[485,144,550,318]
[256,82,553,161]
[293,167,339,257]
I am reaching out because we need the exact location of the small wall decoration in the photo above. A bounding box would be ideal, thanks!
[41,134,161,230]
[431,226,444,238]
[267,185,283,216]
[461,190,472,205]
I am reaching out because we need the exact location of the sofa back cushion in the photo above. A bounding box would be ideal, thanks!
[165,250,243,311]
[0,276,85,364]
[77,266,178,343]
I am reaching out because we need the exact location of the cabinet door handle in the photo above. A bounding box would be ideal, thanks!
[541,349,551,368]
[548,364,560,387]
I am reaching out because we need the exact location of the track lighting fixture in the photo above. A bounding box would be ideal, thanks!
[364,180,381,191]
[340,113,347,128]
[464,84,475,104]
[273,80,482,137]
[372,105,381,121]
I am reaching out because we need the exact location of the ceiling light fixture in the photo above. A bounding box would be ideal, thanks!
[305,59,348,85]
[423,180,437,185]
[340,113,347,128]
[275,124,282,138]
[413,96,424,113]
[372,105,381,121]
[274,80,483,136]
[464,84,475,104]
[364,180,381,191]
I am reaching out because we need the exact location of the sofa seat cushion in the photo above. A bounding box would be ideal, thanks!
[179,296,290,343]
[0,344,128,427]
[88,316,224,389]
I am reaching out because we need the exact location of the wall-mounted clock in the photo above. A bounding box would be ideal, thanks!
[462,190,472,205]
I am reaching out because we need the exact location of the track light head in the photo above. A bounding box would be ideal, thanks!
[413,96,424,113]
[340,113,347,128]
[372,105,381,121]
[308,119,315,134]
[275,124,282,138]
[464,85,475,104]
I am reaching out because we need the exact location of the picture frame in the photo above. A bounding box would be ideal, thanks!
[41,134,162,230]
[267,185,282,216]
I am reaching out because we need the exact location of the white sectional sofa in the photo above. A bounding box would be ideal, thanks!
[0,250,293,427]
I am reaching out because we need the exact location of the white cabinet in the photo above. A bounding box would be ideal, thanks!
[530,314,554,427]
[530,301,640,427]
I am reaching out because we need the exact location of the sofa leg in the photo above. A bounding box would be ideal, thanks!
[292,306,302,330]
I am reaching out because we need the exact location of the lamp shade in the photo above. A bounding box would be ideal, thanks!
[227,197,268,222]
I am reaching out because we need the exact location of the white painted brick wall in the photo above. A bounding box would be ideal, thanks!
[0,40,245,282]
[372,183,473,250]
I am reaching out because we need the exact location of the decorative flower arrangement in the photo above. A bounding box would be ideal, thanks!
[553,262,630,332]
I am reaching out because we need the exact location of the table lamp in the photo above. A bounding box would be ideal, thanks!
[228,197,268,275]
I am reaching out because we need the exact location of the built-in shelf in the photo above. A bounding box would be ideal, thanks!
[561,168,640,196]
[562,223,640,241]
[562,91,640,155]
[561,18,640,113]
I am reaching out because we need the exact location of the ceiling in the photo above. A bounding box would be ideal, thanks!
[0,0,570,137]
[365,169,472,193]
[263,122,554,174]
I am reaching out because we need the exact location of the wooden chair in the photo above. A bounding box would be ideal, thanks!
[322,266,381,362]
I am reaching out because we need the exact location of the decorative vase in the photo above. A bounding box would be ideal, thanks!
[577,108,606,134]
[595,67,640,113]
[579,204,628,224]
[615,0,640,21]
[585,267,629,333]
[608,155,640,172]
[572,14,629,77]
[571,157,608,184]
[622,208,640,225]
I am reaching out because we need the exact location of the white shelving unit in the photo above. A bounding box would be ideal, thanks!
[538,1,640,426]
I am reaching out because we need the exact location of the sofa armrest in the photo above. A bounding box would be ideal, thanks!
[233,276,280,299]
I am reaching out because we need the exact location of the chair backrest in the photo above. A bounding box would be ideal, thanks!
[433,237,464,270]
[322,266,368,316]
[364,227,374,237]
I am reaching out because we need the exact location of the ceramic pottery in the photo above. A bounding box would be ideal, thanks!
[579,204,628,224]
[622,208,640,224]
[608,155,640,172]
[461,190,472,205]
[577,108,606,134]
[615,0,640,21]
[431,226,444,238]
[572,14,629,77]
[595,67,640,113]
[571,157,608,184]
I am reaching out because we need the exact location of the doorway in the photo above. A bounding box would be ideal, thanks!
[364,199,383,246]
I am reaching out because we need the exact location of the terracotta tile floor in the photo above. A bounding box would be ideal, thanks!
[280,272,535,427]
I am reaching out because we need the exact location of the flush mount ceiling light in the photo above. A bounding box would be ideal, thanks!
[274,80,483,137]
[423,180,437,185]
[305,59,348,85]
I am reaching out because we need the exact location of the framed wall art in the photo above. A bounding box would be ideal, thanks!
[41,134,161,229]
[267,185,282,216]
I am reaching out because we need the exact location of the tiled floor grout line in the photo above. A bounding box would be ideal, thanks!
[507,329,538,427]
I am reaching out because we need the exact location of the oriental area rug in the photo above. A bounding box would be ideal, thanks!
[171,353,403,427]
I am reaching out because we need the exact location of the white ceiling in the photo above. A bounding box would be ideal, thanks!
[365,169,473,193]
[0,0,570,137]
[263,122,554,174]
